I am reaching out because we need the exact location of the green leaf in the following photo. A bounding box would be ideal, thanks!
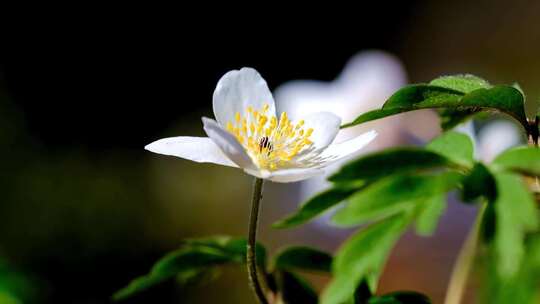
[481,202,497,242]
[273,187,356,229]
[483,234,540,304]
[342,85,462,128]
[368,291,432,304]
[184,237,267,267]
[321,214,411,304]
[381,85,462,109]
[493,173,538,278]
[113,236,266,301]
[272,246,332,273]
[341,108,409,127]
[461,163,497,203]
[329,148,455,183]
[332,172,462,227]
[438,108,480,131]
[414,194,446,236]
[512,82,525,97]
[274,271,318,304]
[342,84,527,131]
[113,248,230,300]
[459,86,527,127]
[492,147,540,176]
[430,74,491,93]
[426,131,474,167]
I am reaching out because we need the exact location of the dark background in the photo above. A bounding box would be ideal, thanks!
[1,2,540,303]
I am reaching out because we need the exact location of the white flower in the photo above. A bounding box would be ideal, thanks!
[145,68,377,183]
[458,120,523,162]
[273,51,411,200]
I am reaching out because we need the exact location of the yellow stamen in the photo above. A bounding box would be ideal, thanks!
[225,105,316,171]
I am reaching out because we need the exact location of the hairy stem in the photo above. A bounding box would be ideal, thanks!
[444,203,486,304]
[247,178,269,304]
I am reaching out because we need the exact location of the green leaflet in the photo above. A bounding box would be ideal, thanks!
[430,74,491,93]
[329,148,454,183]
[332,172,462,227]
[483,234,540,304]
[272,246,332,273]
[273,187,356,229]
[274,270,318,304]
[432,74,492,130]
[492,173,538,278]
[113,236,266,301]
[341,85,462,128]
[342,82,527,132]
[492,146,540,176]
[414,194,446,236]
[321,214,411,304]
[426,131,474,167]
[438,108,480,131]
[461,163,497,203]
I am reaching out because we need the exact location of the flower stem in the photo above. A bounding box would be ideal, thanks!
[247,177,269,304]
[444,203,486,304]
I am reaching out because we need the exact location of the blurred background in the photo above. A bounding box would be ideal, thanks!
[1,1,539,303]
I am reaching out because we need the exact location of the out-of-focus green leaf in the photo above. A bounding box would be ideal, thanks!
[493,173,538,278]
[430,74,491,93]
[426,131,474,167]
[272,246,332,273]
[352,280,372,304]
[483,234,540,304]
[332,172,462,227]
[492,147,540,176]
[321,214,411,304]
[461,163,497,203]
[368,291,432,304]
[184,237,267,267]
[274,271,318,304]
[414,194,446,236]
[113,249,229,300]
[273,187,356,228]
[0,259,37,303]
[329,148,454,183]
[481,202,496,242]
[113,236,266,301]
[0,291,22,304]
[342,84,527,131]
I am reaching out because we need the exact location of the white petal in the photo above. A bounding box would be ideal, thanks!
[202,117,257,170]
[319,130,378,165]
[145,136,238,167]
[477,120,522,162]
[266,167,326,183]
[301,112,342,150]
[213,67,276,127]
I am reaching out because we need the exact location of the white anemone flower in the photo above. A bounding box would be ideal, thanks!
[145,68,377,183]
[273,51,413,202]
[458,120,523,162]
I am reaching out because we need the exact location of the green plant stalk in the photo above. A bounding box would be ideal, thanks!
[247,178,269,304]
[444,203,486,304]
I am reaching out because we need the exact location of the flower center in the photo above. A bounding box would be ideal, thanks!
[226,104,314,170]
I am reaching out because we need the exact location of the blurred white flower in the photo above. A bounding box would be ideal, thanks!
[458,120,523,162]
[274,51,438,205]
[145,68,377,183]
